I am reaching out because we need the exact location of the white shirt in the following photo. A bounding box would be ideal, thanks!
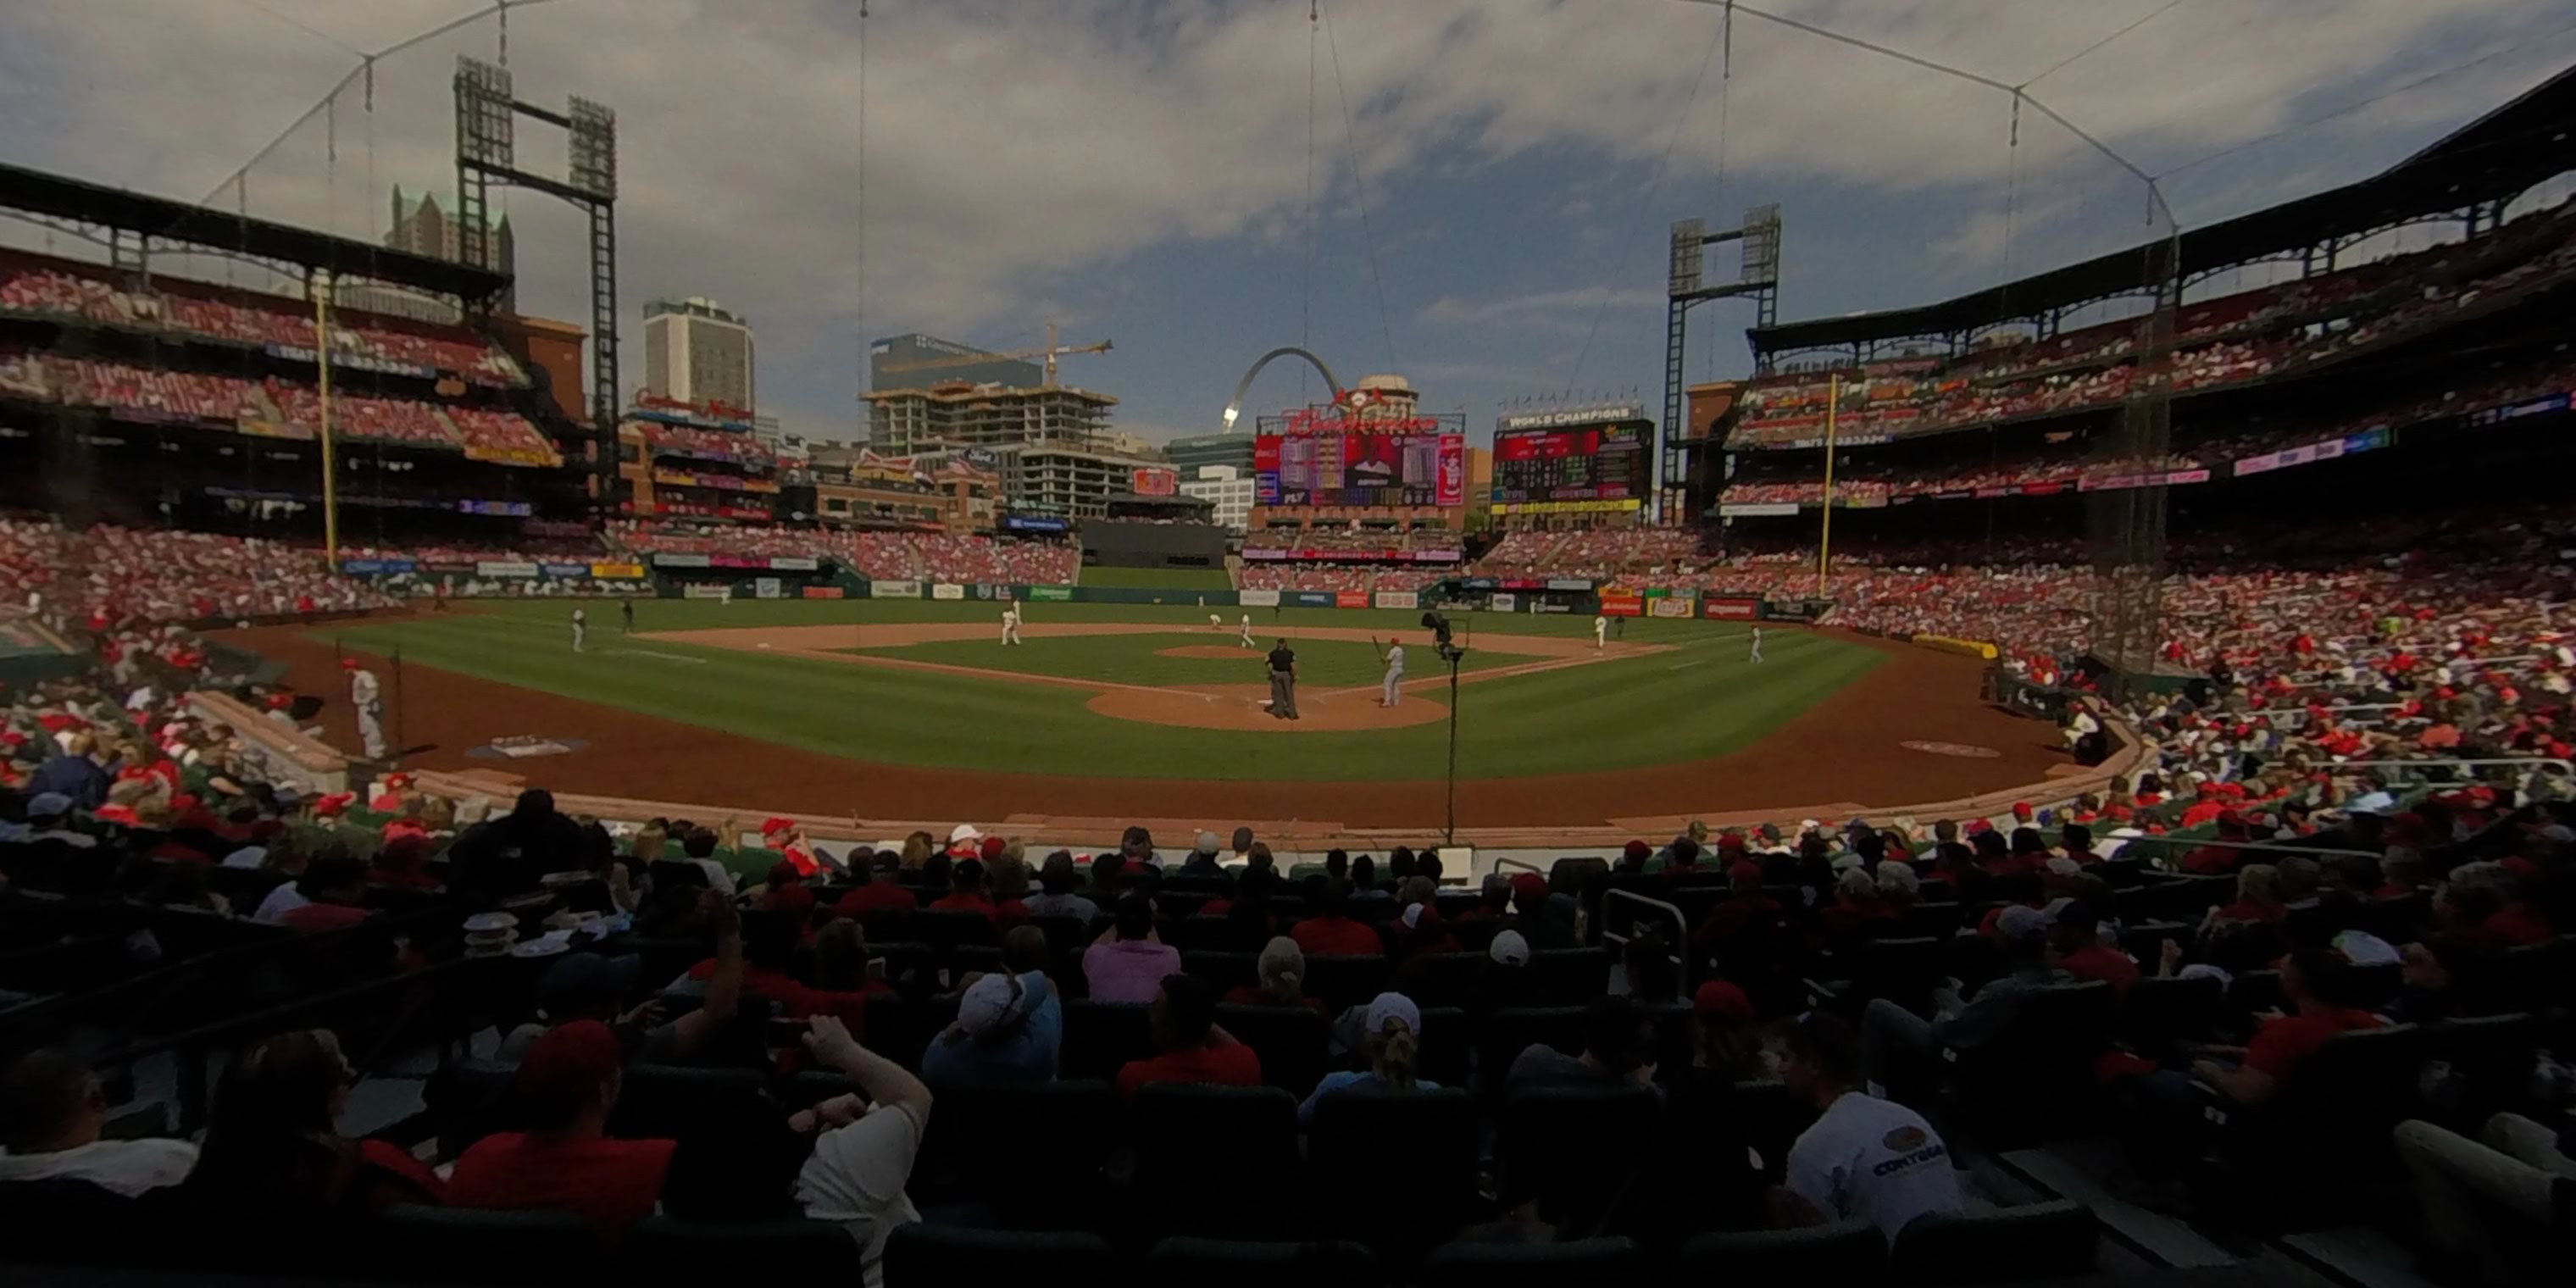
[1002,609,1020,625]
[1385,644,1404,674]
[0,1138,199,1196]
[572,610,586,625]
[1595,616,1607,633]
[253,883,311,923]
[349,670,380,706]
[1786,1091,1963,1240]
[797,1102,926,1288]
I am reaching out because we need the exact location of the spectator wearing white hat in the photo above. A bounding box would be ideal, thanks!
[943,823,984,862]
[1299,992,1436,1124]
[922,927,1060,1087]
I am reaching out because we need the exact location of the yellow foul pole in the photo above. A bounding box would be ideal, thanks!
[1815,371,1839,598]
[313,271,339,571]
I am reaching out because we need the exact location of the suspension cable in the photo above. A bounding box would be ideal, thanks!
[1319,1,1398,371]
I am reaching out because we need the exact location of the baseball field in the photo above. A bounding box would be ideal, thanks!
[223,598,2074,834]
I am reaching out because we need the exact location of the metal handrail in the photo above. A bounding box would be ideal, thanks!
[1601,886,1690,977]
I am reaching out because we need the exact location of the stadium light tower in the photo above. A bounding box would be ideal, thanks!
[455,56,619,491]
[1663,206,1780,520]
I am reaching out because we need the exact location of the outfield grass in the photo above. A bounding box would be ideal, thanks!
[1074,565,1235,591]
[853,630,1528,689]
[313,600,1880,781]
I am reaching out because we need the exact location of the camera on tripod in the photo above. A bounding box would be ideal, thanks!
[1420,610,1465,664]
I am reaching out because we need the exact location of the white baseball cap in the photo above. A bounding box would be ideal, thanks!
[1363,991,1421,1035]
[948,823,984,845]
[1488,929,1531,966]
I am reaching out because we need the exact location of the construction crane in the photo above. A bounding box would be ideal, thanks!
[879,321,1112,388]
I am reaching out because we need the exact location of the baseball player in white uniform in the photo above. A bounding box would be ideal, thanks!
[1378,636,1406,708]
[1594,614,1608,650]
[1749,625,1764,663]
[344,658,386,759]
[1209,613,1224,631]
[571,608,587,652]
[1239,613,1257,649]
[1002,603,1023,646]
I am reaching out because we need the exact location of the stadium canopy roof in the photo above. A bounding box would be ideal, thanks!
[0,161,512,303]
[1748,64,2576,359]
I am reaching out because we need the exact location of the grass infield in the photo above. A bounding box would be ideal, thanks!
[314,600,1883,782]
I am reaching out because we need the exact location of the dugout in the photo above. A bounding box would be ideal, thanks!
[1081,495,1227,572]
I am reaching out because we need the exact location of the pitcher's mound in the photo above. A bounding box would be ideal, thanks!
[1090,684,1446,731]
[1157,645,1266,660]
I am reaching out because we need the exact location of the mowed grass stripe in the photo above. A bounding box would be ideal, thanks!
[308,604,1884,782]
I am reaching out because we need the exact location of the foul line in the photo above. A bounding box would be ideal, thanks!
[606,648,708,664]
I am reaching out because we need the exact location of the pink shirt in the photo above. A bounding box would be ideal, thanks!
[1082,939,1181,1003]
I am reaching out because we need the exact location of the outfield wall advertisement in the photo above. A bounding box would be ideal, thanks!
[871,580,922,598]
[1293,591,1337,608]
[1238,590,1282,608]
[931,584,967,601]
[1490,593,1518,612]
[1649,596,1695,619]
[1373,591,1418,610]
[1703,597,1760,620]
[682,583,730,599]
[802,586,845,600]
[1598,592,1645,617]
[1335,591,1369,609]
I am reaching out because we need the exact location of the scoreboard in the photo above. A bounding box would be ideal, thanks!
[1490,411,1651,514]
[1253,416,1468,508]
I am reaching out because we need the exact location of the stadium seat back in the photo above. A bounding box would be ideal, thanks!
[1889,1200,2098,1284]
[1130,1084,1304,1237]
[915,1080,1117,1219]
[1144,1236,1385,1288]
[372,1203,597,1283]
[1943,981,2118,1143]
[1421,1235,1645,1288]
[1060,1000,1154,1079]
[607,1064,769,1141]
[1732,1080,1815,1181]
[1890,902,1962,939]
[884,1224,1119,1288]
[1414,1005,1473,1087]
[1497,1085,1663,1230]
[1182,949,1261,992]
[1302,953,1392,1013]
[1216,1002,1330,1094]
[1388,951,1486,1008]
[1672,1219,1886,1287]
[1309,1088,1481,1249]
[2118,974,2223,1050]
[621,1215,858,1279]
[1524,947,1611,1004]
[1480,1006,1587,1098]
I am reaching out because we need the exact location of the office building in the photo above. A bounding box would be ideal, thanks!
[869,333,1043,391]
[641,297,757,412]
[1166,432,1256,476]
[1179,464,1257,532]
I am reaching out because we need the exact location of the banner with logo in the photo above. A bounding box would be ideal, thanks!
[1532,600,1572,613]
[1374,591,1419,610]
[1545,578,1594,592]
[1599,592,1645,617]
[2079,467,2210,493]
[1294,591,1337,608]
[652,552,712,569]
[683,583,731,600]
[1649,596,1695,619]
[1435,434,1466,507]
[1490,592,1518,613]
[871,580,922,598]
[477,560,541,579]
[769,557,819,572]
[1703,597,1760,620]
[590,562,647,580]
[540,563,591,579]
[338,558,414,575]
[801,586,846,600]
[1239,589,1282,608]
[1718,502,1801,517]
[1335,591,1369,609]
[754,578,783,600]
[1130,468,1178,497]
[1026,586,1074,602]
[931,583,967,601]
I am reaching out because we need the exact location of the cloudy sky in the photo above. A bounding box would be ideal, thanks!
[4,0,2571,445]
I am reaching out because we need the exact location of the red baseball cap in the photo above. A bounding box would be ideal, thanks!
[760,816,795,837]
[1693,979,1753,1021]
[340,658,358,670]
[980,835,1007,863]
[515,1019,623,1112]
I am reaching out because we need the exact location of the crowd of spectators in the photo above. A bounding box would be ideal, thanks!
[1246,526,1463,556]
[1234,563,1414,594]
[0,518,396,630]
[1729,198,2576,447]
[0,261,525,384]
[631,420,775,469]
[602,521,1077,585]
[1473,527,1705,581]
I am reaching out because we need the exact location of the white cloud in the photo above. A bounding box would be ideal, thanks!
[0,0,2566,432]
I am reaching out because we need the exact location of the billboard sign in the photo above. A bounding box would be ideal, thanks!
[1374,591,1419,610]
[1718,502,1800,517]
[1252,414,1469,507]
[1239,589,1282,608]
[870,580,922,598]
[1490,419,1650,508]
[1490,592,1517,612]
[1599,592,1645,617]
[1130,468,1178,497]
[1334,591,1369,609]
[802,586,846,599]
[1649,596,1695,619]
[1703,597,1760,620]
[931,583,967,601]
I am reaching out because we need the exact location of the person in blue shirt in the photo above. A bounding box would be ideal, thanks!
[1299,992,1437,1123]
[921,926,1060,1086]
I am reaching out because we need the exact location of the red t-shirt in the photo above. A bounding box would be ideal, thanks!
[2484,907,2554,947]
[1695,895,1781,947]
[445,1133,675,1233]
[1219,985,1326,1012]
[2056,944,2140,992]
[358,1138,448,1203]
[2179,845,2240,875]
[1114,1040,1263,1099]
[280,903,371,935]
[2244,1008,2383,1082]
[833,883,919,918]
[1291,916,1384,957]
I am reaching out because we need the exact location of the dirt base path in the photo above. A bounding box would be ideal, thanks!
[221,615,2068,831]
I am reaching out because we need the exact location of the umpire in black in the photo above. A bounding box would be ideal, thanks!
[1266,639,1300,721]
